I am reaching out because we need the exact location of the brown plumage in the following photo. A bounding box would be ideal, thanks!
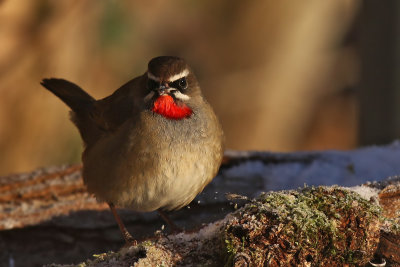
[41,56,224,243]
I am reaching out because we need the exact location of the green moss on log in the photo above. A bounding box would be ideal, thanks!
[224,186,381,266]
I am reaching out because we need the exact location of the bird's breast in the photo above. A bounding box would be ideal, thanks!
[82,106,223,212]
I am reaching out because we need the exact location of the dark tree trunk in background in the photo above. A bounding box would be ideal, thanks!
[359,0,400,145]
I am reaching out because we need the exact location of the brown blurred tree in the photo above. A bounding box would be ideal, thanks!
[0,0,360,175]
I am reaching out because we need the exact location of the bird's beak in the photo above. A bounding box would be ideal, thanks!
[156,84,169,96]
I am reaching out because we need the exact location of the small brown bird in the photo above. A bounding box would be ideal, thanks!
[41,56,224,244]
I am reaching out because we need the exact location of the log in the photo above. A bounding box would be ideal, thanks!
[1,147,400,266]
[45,184,400,267]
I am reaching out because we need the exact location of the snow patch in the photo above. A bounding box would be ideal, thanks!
[349,186,380,201]
[220,142,400,191]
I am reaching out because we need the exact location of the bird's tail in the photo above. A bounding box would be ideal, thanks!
[40,78,95,113]
[41,78,99,145]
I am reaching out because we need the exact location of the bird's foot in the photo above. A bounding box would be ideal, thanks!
[123,232,138,247]
[108,202,137,246]
[157,209,183,234]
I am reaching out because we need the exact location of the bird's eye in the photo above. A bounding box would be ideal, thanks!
[178,77,187,90]
[147,79,159,91]
[170,77,187,91]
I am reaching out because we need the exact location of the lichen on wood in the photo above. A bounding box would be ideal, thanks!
[224,186,382,266]
[53,186,390,267]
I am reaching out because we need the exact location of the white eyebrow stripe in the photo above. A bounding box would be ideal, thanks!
[147,72,160,82]
[167,69,189,82]
[147,69,189,83]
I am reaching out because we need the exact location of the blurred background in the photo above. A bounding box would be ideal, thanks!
[0,0,398,176]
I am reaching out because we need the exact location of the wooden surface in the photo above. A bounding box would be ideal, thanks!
[0,153,399,266]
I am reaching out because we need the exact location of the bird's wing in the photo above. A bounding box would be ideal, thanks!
[91,74,148,133]
[41,75,148,146]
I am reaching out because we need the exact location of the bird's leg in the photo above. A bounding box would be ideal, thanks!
[157,209,183,233]
[108,202,137,245]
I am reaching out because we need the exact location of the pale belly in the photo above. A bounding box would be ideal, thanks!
[82,109,223,212]
[83,134,219,212]
[126,152,213,211]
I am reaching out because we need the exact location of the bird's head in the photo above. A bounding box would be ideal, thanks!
[144,56,201,120]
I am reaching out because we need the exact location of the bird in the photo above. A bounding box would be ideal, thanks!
[40,56,224,244]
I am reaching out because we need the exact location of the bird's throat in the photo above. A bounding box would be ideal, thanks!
[152,95,192,120]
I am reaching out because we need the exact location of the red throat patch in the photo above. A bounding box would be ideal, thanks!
[152,95,193,120]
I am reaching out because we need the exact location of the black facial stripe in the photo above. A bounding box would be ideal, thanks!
[169,77,187,91]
